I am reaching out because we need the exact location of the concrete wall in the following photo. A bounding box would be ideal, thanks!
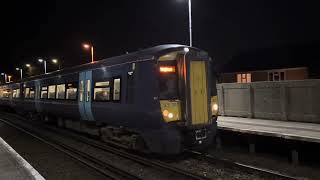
[217,80,320,123]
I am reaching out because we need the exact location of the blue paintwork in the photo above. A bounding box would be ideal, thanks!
[78,71,94,121]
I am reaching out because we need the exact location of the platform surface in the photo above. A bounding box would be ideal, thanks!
[217,116,320,143]
[0,137,45,180]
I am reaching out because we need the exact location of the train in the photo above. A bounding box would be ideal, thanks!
[0,44,218,154]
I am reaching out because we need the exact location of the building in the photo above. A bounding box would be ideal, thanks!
[219,67,308,83]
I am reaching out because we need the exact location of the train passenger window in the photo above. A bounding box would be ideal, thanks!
[1,90,11,98]
[113,78,121,101]
[56,84,66,99]
[41,87,48,99]
[79,81,84,102]
[66,83,77,100]
[94,81,110,101]
[48,85,56,99]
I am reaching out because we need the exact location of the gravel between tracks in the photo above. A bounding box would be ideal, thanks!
[0,121,109,180]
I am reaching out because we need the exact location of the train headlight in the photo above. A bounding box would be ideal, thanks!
[160,100,182,122]
[211,96,219,116]
[162,110,169,117]
[212,104,218,111]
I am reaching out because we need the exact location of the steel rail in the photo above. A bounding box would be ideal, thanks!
[0,117,142,180]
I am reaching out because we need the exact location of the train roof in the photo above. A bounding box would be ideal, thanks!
[2,44,204,84]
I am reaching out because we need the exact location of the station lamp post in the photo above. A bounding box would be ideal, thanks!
[83,43,94,63]
[38,59,47,74]
[15,68,23,80]
[178,0,193,47]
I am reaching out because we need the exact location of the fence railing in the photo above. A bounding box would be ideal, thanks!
[217,80,320,123]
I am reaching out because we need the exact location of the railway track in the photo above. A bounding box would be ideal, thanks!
[0,117,141,180]
[186,150,300,180]
[1,112,301,180]
[0,113,209,180]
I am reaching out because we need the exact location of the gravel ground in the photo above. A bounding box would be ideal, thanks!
[168,156,286,180]
[1,116,197,180]
[208,132,320,180]
[4,112,316,180]
[0,121,108,180]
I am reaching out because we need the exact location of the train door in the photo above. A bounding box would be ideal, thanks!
[190,61,209,125]
[78,71,94,121]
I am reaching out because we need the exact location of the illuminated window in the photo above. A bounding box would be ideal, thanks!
[113,78,121,101]
[237,73,251,83]
[56,84,66,99]
[13,89,17,98]
[25,88,30,98]
[66,83,78,100]
[41,86,48,99]
[79,81,84,102]
[94,81,110,101]
[24,87,35,99]
[48,85,56,99]
[86,80,91,102]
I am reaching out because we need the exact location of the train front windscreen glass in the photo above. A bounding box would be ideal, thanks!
[159,63,179,100]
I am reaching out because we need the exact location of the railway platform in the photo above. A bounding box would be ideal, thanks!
[217,116,320,143]
[217,116,320,165]
[0,137,44,180]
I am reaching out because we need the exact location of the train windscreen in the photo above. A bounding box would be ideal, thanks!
[159,62,179,100]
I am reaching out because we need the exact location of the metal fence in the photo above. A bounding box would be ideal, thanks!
[217,80,320,123]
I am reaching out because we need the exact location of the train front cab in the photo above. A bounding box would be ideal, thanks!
[158,48,218,153]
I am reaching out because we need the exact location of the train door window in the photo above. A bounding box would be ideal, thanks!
[113,78,121,101]
[94,81,110,101]
[79,81,84,102]
[15,89,20,98]
[41,87,48,99]
[29,88,35,99]
[48,85,56,99]
[25,88,30,98]
[13,89,17,98]
[86,80,91,102]
[56,84,66,99]
[66,82,78,100]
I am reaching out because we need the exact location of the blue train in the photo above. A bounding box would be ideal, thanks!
[0,45,218,154]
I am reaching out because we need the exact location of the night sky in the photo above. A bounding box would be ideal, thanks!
[2,0,319,79]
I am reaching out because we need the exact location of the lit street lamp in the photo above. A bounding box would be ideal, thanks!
[7,75,12,83]
[16,68,23,80]
[25,64,31,68]
[52,58,61,70]
[38,59,47,74]
[83,43,94,63]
